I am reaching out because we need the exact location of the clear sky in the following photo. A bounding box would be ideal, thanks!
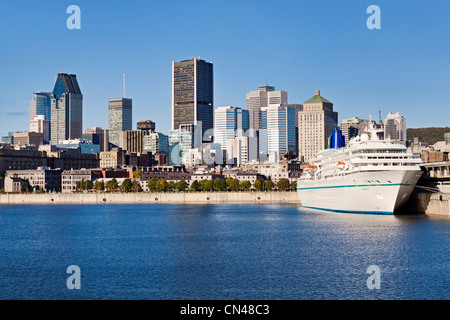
[0,0,449,137]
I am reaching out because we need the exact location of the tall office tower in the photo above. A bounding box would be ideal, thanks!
[108,98,132,148]
[246,85,288,130]
[119,130,149,154]
[172,58,213,141]
[384,112,406,141]
[50,73,83,144]
[214,106,249,153]
[259,104,296,162]
[29,115,50,144]
[298,90,338,162]
[30,92,52,122]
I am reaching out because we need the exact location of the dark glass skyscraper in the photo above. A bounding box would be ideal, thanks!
[172,58,213,141]
[50,73,83,143]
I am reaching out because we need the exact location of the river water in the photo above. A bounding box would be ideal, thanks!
[0,204,448,300]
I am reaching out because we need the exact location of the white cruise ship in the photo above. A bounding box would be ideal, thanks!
[297,124,423,214]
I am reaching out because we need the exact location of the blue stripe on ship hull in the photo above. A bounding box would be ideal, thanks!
[302,206,394,215]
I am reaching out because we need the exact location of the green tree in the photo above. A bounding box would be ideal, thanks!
[290,180,297,191]
[85,180,94,190]
[276,178,290,191]
[79,180,86,190]
[156,179,169,192]
[147,178,158,192]
[134,168,143,179]
[226,177,240,191]
[253,179,264,192]
[190,180,201,192]
[121,178,133,192]
[95,180,105,191]
[200,179,214,192]
[174,180,187,192]
[213,178,227,191]
[264,180,274,191]
[239,180,252,191]
[106,178,119,191]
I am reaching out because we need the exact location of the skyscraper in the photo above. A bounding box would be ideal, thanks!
[50,73,83,144]
[259,104,296,162]
[29,115,50,144]
[384,112,406,141]
[298,90,338,162]
[172,58,214,141]
[214,106,249,147]
[30,92,52,122]
[108,98,132,148]
[246,85,288,130]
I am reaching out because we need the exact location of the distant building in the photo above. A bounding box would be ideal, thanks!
[384,112,406,141]
[5,167,62,192]
[100,149,127,168]
[108,98,132,148]
[29,115,50,144]
[51,73,83,143]
[168,124,201,165]
[137,120,155,133]
[119,130,149,154]
[298,90,338,162]
[30,92,51,122]
[61,169,93,193]
[246,85,288,130]
[172,58,214,141]
[83,127,109,152]
[56,139,100,154]
[143,132,169,156]
[13,131,44,147]
[214,106,250,161]
[259,104,296,162]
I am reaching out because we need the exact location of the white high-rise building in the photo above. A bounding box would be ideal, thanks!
[29,115,50,144]
[384,112,406,141]
[246,85,287,130]
[259,104,296,162]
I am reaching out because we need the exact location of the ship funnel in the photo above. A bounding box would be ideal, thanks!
[329,128,346,149]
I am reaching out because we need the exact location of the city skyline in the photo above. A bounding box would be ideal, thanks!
[1,0,449,138]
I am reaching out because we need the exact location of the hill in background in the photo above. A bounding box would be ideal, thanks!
[407,127,450,145]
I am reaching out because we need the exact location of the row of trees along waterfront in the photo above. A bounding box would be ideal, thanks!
[75,177,297,193]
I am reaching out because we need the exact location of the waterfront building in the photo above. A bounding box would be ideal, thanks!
[172,58,213,141]
[45,149,99,171]
[13,131,44,147]
[259,104,296,162]
[51,73,83,144]
[56,139,100,154]
[384,112,406,141]
[246,85,288,130]
[225,136,249,166]
[61,169,93,193]
[5,167,62,192]
[29,115,50,144]
[251,162,290,184]
[340,117,367,145]
[298,90,338,162]
[30,92,51,122]
[108,98,132,148]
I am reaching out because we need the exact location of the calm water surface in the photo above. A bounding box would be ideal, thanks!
[0,204,448,300]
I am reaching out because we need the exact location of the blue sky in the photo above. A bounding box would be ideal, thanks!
[0,0,449,137]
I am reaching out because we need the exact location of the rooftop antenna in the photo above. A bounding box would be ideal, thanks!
[378,107,383,124]
[123,73,126,98]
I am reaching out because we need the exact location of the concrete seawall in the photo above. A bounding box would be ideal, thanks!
[0,191,301,205]
[401,192,450,216]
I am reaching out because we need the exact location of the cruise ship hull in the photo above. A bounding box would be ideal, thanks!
[297,169,423,214]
